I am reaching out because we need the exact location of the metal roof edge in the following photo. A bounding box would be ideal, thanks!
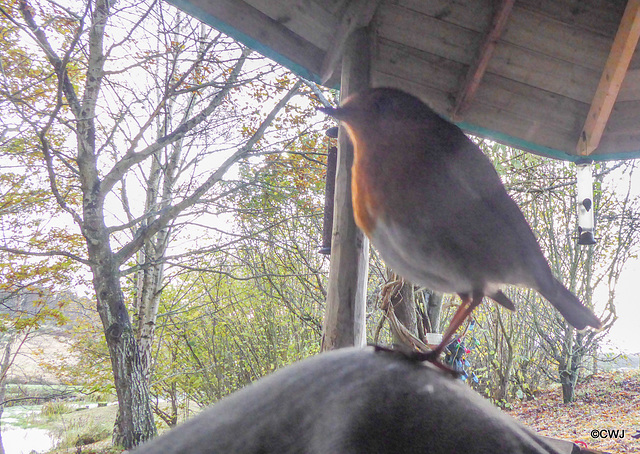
[457,122,640,162]
[162,1,640,162]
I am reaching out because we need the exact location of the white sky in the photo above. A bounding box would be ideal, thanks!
[594,165,640,354]
[603,256,640,354]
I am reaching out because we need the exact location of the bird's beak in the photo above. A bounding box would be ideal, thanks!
[319,106,348,121]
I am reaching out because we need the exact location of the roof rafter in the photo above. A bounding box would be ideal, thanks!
[451,0,515,121]
[577,0,640,156]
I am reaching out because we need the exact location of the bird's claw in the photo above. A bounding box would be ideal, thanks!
[371,344,462,377]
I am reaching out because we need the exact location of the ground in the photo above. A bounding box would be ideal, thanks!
[21,367,640,453]
[9,332,71,384]
[508,370,640,453]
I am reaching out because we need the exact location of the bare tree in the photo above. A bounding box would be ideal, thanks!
[0,0,307,447]
[468,144,639,403]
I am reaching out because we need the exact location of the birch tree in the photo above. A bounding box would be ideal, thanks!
[0,0,309,447]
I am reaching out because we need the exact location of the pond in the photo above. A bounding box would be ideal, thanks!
[1,405,57,454]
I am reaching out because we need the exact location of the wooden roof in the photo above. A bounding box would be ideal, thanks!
[166,0,640,161]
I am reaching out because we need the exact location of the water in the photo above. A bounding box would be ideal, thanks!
[0,405,57,454]
[0,426,56,454]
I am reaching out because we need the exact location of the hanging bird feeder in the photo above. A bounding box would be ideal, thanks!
[319,126,338,255]
[575,160,597,245]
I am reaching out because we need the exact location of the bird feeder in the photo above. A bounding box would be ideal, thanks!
[319,126,338,255]
[575,160,596,245]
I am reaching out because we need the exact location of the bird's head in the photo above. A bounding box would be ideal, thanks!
[319,87,433,129]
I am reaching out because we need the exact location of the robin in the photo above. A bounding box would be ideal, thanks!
[320,87,601,358]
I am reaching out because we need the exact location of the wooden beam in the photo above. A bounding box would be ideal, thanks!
[170,0,325,80]
[451,0,515,120]
[577,0,640,155]
[322,27,371,351]
[320,0,381,84]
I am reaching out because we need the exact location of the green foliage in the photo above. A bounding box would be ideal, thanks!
[37,297,116,397]
[40,400,73,418]
[152,269,321,408]
[52,415,112,449]
[149,134,329,412]
[459,139,640,401]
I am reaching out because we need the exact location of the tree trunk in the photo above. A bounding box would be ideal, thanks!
[0,334,14,454]
[108,331,157,447]
[560,366,575,403]
[495,309,514,401]
[390,278,417,344]
[70,0,156,444]
[561,330,587,403]
[80,135,157,447]
[90,241,157,447]
[425,290,443,333]
[13,0,303,447]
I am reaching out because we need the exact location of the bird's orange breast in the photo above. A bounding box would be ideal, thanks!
[351,166,377,236]
[346,125,379,237]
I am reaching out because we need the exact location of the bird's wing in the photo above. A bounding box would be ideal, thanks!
[430,133,549,285]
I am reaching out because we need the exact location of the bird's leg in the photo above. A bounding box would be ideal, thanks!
[372,345,462,377]
[429,292,483,359]
[372,292,482,376]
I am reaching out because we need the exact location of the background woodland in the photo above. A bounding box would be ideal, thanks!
[1,0,639,449]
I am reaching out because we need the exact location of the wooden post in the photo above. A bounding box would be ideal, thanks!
[321,27,371,351]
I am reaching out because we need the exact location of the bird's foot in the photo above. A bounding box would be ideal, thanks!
[371,344,461,377]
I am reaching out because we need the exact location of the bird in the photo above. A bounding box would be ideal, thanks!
[320,87,601,358]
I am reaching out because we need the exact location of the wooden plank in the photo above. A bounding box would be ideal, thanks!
[597,99,640,133]
[517,0,626,38]
[503,5,614,71]
[322,27,371,351]
[371,71,579,155]
[391,2,607,103]
[376,3,480,65]
[400,0,616,71]
[316,0,352,16]
[378,26,600,106]
[399,0,494,33]
[374,57,640,158]
[452,0,515,120]
[374,39,588,133]
[472,73,588,134]
[577,0,640,155]
[596,131,640,156]
[374,39,464,94]
[618,68,640,101]
[243,0,338,49]
[378,2,614,71]
[177,0,326,77]
[488,43,600,104]
[462,102,579,155]
[320,0,381,83]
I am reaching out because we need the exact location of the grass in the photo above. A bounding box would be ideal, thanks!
[50,404,117,450]
[4,384,77,406]
[6,400,118,451]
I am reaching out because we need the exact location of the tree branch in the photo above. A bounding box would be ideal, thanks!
[100,47,252,197]
[0,246,91,266]
[18,0,84,117]
[114,79,303,265]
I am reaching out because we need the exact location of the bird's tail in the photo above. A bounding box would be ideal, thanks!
[537,277,601,330]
